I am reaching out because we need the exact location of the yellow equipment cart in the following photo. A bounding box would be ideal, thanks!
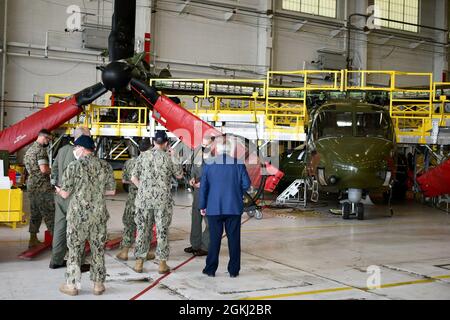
[0,188,25,229]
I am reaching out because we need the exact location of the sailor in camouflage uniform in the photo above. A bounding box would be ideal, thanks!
[56,136,116,296]
[116,138,152,261]
[131,131,183,274]
[49,127,91,270]
[23,129,55,248]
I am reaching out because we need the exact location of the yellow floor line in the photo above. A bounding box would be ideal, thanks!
[242,274,450,300]
[434,275,450,279]
[241,287,353,300]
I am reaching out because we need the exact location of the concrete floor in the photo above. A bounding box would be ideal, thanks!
[1,190,450,300]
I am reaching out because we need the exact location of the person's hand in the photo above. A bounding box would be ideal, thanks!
[55,186,61,194]
[200,209,206,216]
[194,182,201,189]
[189,178,196,187]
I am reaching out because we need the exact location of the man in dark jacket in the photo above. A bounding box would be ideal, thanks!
[199,138,251,278]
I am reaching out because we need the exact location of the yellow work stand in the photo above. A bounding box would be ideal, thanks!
[0,189,26,229]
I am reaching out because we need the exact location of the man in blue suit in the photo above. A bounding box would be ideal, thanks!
[199,138,251,278]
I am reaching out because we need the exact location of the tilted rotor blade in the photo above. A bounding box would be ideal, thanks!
[108,0,137,62]
[0,83,107,154]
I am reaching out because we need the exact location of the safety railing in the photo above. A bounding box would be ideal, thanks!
[44,93,89,132]
[89,105,148,137]
[45,69,450,143]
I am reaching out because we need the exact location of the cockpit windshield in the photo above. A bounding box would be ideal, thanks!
[314,109,393,140]
[315,111,353,138]
[355,112,393,139]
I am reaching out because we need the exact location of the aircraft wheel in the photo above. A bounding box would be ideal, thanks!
[255,210,263,220]
[356,203,364,220]
[247,211,255,218]
[342,203,351,220]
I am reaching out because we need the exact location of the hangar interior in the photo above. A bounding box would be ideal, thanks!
[1,0,450,300]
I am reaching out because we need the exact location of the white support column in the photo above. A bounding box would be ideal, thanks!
[433,0,448,82]
[0,0,7,130]
[352,0,368,70]
[149,0,158,72]
[256,0,274,73]
[135,0,152,53]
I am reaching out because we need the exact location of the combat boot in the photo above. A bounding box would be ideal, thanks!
[59,283,78,296]
[134,258,144,273]
[93,282,105,295]
[28,233,42,248]
[116,247,129,261]
[146,251,155,260]
[158,260,170,274]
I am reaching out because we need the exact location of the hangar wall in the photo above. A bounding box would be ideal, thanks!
[0,0,448,128]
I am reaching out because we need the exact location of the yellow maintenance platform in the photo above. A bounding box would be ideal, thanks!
[46,69,450,145]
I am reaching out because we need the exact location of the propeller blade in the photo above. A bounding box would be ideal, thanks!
[108,0,136,62]
[75,82,108,106]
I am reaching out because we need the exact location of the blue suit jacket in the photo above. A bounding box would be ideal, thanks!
[199,155,251,216]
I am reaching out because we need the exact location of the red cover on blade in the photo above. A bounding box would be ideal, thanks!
[152,96,222,149]
[152,95,285,192]
[0,96,81,154]
[416,159,450,197]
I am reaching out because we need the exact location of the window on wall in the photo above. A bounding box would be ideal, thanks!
[374,0,419,33]
[282,0,337,19]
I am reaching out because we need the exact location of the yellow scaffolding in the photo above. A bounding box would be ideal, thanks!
[44,94,149,138]
[45,69,450,145]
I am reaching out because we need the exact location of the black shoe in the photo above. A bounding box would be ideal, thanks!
[80,264,91,273]
[230,273,239,278]
[202,269,215,277]
[49,260,67,269]
[184,246,195,254]
[193,249,208,257]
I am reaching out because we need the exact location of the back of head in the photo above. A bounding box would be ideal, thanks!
[73,127,91,140]
[74,135,96,152]
[154,130,169,146]
[169,97,181,105]
[139,138,151,152]
[38,129,52,138]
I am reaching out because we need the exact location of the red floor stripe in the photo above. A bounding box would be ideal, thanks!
[130,215,253,300]
[130,255,197,300]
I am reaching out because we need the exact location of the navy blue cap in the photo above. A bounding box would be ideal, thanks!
[154,130,168,144]
[74,135,96,151]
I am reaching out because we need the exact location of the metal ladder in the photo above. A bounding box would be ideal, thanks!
[276,178,319,207]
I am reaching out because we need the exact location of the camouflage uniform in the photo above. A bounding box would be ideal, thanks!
[23,141,55,234]
[132,149,183,261]
[120,158,138,248]
[61,154,115,288]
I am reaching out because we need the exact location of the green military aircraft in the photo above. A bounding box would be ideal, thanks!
[279,101,397,220]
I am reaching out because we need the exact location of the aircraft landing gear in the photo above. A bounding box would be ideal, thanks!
[356,203,364,220]
[342,202,351,219]
[340,188,365,220]
[341,202,364,220]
